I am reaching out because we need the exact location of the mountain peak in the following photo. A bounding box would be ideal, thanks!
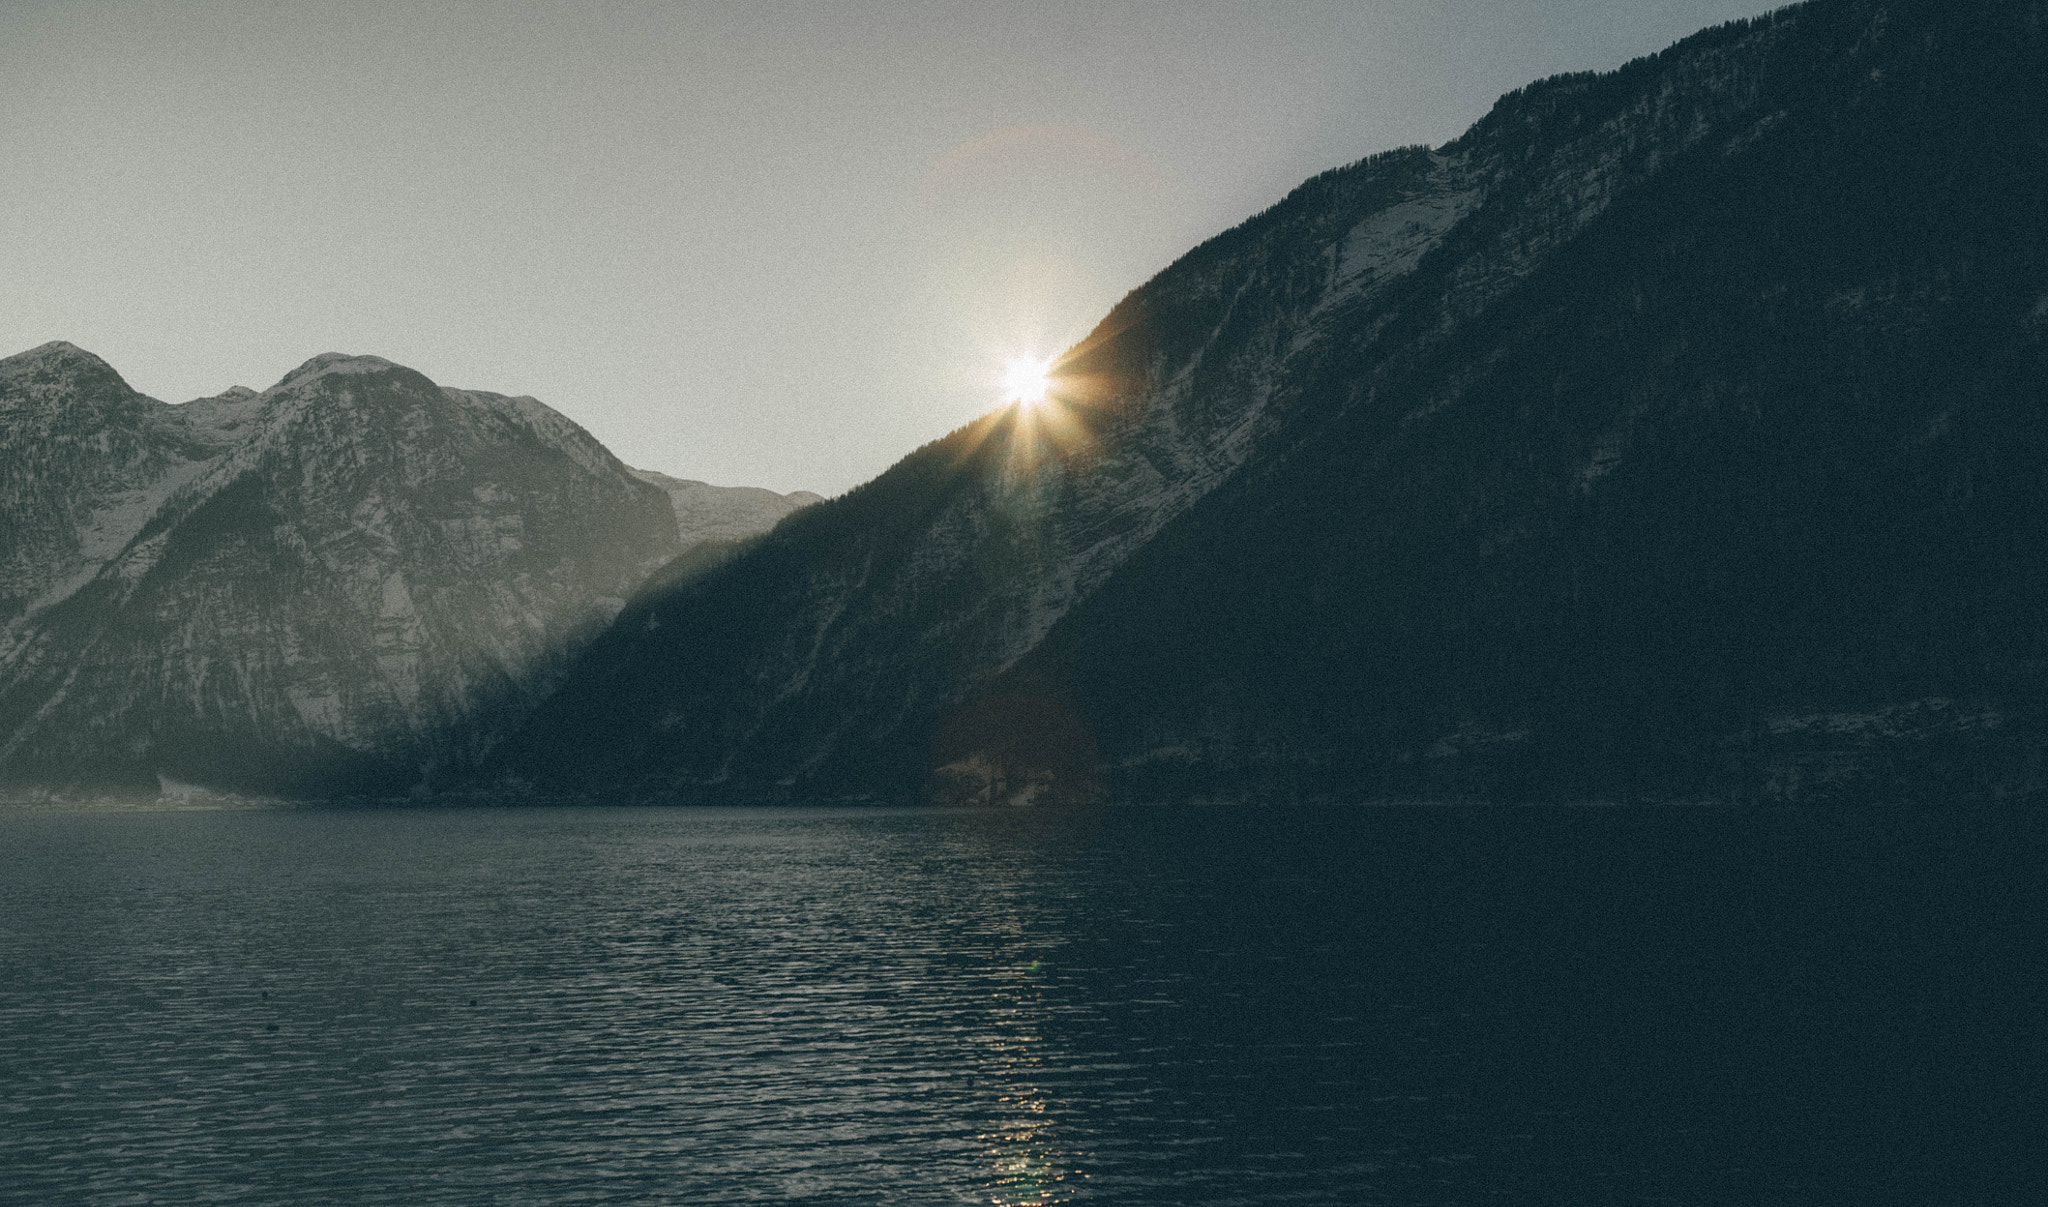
[0,341,133,399]
[3,340,116,373]
[269,352,407,393]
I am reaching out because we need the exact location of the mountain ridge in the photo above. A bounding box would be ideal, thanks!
[496,0,2048,805]
[0,343,818,795]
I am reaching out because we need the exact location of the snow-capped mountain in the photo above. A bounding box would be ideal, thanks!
[500,0,2048,803]
[0,344,811,795]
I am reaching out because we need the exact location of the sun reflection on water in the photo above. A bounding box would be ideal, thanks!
[978,951,1085,1204]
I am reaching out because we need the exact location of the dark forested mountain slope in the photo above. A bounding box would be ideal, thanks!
[509,0,2048,803]
[1016,0,2048,803]
[0,345,810,795]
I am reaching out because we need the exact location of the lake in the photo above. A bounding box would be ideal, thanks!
[1,801,2038,1204]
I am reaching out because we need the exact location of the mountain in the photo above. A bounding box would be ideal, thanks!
[631,470,825,544]
[1007,0,2048,804]
[499,0,2048,805]
[0,344,813,796]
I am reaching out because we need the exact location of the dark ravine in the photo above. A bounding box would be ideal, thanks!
[0,345,815,796]
[496,0,2048,805]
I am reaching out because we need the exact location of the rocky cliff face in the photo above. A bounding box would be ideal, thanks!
[502,0,2048,804]
[0,345,805,795]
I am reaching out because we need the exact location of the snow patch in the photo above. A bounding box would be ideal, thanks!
[379,569,415,619]
[1328,190,1479,303]
[287,687,347,734]
[21,454,214,616]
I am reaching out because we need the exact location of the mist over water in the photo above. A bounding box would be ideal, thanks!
[1,802,2036,1204]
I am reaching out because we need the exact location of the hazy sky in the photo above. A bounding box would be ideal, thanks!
[3,0,1770,495]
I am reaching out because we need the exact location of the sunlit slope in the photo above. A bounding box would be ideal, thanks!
[496,142,1480,797]
[0,348,682,794]
[503,0,2048,803]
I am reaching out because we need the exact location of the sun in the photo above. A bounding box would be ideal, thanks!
[1001,356,1053,407]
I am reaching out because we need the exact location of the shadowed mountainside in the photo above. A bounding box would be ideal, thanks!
[499,0,2048,805]
[1011,0,2048,804]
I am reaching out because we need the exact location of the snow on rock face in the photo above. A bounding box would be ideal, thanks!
[0,342,208,615]
[1315,164,1481,321]
[0,344,799,795]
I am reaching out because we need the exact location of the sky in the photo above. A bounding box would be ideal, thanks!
[2,0,1773,496]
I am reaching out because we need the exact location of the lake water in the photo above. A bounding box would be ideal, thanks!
[1,802,2038,1205]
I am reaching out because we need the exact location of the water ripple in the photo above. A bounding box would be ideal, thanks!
[2,802,2037,1204]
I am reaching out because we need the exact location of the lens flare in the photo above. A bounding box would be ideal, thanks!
[1002,356,1053,407]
